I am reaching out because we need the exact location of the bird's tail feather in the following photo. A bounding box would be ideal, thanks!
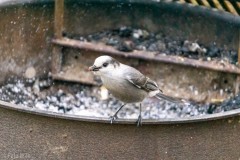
[155,92,183,104]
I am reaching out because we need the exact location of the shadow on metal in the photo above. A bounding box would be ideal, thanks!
[1,100,240,159]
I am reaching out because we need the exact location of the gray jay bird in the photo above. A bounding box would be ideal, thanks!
[89,55,182,126]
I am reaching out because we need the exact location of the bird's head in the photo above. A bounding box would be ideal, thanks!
[89,55,120,76]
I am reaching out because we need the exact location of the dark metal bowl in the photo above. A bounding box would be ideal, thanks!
[0,0,240,159]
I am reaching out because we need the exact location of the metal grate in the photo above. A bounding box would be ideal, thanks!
[51,0,240,91]
[172,0,240,16]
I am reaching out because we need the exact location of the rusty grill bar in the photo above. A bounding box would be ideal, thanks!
[51,0,64,75]
[52,38,240,75]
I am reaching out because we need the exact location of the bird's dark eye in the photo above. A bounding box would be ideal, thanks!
[103,63,108,67]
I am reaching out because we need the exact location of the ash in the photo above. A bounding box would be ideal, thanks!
[0,77,239,119]
[65,26,237,64]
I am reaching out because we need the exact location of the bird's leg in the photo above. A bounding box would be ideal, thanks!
[137,103,142,127]
[110,103,126,124]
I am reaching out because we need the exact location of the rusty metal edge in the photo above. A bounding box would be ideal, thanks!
[51,0,64,75]
[0,100,239,125]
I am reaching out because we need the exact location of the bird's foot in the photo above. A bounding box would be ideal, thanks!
[136,115,142,127]
[109,115,118,124]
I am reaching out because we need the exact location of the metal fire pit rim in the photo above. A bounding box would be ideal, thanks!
[0,0,53,8]
[1,0,240,26]
[0,100,239,125]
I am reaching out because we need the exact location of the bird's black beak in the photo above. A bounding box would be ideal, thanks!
[88,65,101,71]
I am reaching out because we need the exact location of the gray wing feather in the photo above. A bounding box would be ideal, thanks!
[125,67,161,92]
[126,76,142,89]
[124,66,183,104]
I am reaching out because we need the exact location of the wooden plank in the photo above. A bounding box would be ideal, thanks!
[212,0,224,10]
[224,0,239,16]
[200,0,211,7]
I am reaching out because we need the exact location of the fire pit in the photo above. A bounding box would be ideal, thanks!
[0,0,240,159]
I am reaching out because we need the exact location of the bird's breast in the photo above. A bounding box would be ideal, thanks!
[100,75,147,103]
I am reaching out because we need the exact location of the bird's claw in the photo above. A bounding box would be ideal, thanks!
[110,115,118,124]
[136,115,142,127]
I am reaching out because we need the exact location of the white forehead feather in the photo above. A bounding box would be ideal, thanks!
[94,55,112,66]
